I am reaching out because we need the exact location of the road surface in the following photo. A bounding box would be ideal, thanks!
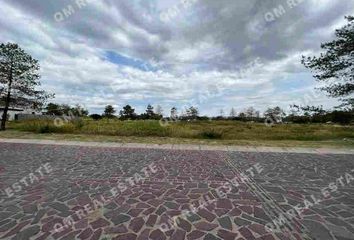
[0,142,353,240]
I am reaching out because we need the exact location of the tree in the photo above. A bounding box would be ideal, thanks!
[337,99,354,110]
[170,107,178,119]
[0,43,52,130]
[103,105,116,118]
[60,104,72,115]
[219,109,225,117]
[89,114,102,121]
[71,104,88,117]
[120,105,136,119]
[45,103,88,117]
[229,108,237,118]
[289,105,300,116]
[264,106,285,123]
[45,103,62,116]
[331,110,353,124]
[245,107,260,120]
[215,108,225,120]
[302,16,354,106]
[146,104,155,118]
[186,106,199,120]
[301,105,326,116]
[238,112,247,121]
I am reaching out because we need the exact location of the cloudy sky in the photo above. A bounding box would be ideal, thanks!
[1,0,353,116]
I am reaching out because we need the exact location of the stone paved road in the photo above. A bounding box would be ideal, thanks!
[0,143,353,240]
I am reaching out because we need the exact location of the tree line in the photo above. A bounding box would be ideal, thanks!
[43,102,353,124]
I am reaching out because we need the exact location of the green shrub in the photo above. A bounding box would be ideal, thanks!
[199,129,223,139]
[89,114,102,121]
[73,119,84,129]
[331,111,353,125]
[38,124,52,133]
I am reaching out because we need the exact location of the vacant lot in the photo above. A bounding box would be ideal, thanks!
[4,119,354,147]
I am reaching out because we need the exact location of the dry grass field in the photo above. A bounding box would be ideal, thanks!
[1,119,353,148]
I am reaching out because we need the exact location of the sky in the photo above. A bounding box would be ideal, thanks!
[1,0,353,116]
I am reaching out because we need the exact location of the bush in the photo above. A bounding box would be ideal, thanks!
[38,124,52,133]
[331,111,353,124]
[90,114,102,121]
[73,119,84,129]
[200,129,223,139]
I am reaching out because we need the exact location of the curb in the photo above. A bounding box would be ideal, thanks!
[0,138,353,155]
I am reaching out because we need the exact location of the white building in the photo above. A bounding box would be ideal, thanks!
[0,106,42,121]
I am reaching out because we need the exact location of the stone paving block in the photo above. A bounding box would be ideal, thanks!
[0,142,353,239]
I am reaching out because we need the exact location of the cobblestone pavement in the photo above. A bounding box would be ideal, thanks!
[0,143,353,240]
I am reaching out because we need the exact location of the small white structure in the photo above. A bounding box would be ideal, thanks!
[0,106,42,121]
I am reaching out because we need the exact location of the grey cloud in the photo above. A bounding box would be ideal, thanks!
[176,0,354,70]
[8,0,354,70]
[1,0,352,114]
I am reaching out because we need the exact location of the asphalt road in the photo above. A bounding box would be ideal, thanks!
[0,142,353,240]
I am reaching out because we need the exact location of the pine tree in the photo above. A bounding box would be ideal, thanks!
[146,104,155,118]
[302,16,354,106]
[120,105,135,119]
[0,43,52,130]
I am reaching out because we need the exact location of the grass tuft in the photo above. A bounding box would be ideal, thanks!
[200,129,224,139]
